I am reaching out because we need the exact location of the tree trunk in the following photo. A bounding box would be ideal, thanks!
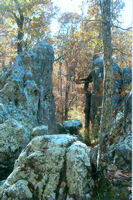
[59,63,64,122]
[14,0,24,54]
[65,61,70,121]
[85,92,91,131]
[17,23,24,54]
[59,63,63,96]
[97,0,113,168]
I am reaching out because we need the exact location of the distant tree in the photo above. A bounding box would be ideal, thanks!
[53,0,131,130]
[0,0,56,55]
[53,12,81,121]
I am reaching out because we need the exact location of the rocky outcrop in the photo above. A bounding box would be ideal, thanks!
[31,125,48,139]
[123,90,132,134]
[89,92,132,199]
[17,41,57,133]
[0,135,94,200]
[122,66,132,87]
[83,56,132,137]
[89,87,132,199]
[90,58,123,133]
[63,119,82,135]
[0,41,57,180]
[0,43,131,200]
[90,131,132,200]
[109,91,132,172]
[0,119,28,180]
[109,132,132,170]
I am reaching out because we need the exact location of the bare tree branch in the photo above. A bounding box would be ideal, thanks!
[112,25,132,31]
[13,0,23,15]
[54,54,66,62]
[83,18,132,31]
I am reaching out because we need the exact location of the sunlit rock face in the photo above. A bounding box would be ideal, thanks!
[0,41,57,180]
[0,135,94,200]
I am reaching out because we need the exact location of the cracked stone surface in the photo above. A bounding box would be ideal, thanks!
[0,135,94,200]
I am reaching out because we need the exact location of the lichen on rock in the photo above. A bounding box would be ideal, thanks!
[0,41,57,180]
[0,135,94,200]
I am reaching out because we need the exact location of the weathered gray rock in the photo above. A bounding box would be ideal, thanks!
[90,133,132,200]
[84,57,131,137]
[63,119,82,135]
[17,40,57,133]
[0,135,94,200]
[110,90,132,139]
[0,41,57,180]
[108,133,132,170]
[56,122,69,134]
[123,91,132,134]
[122,66,132,86]
[31,125,48,139]
[0,119,28,180]
[1,180,32,200]
[0,180,5,187]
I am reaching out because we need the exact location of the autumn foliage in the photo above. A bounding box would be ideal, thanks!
[0,0,132,140]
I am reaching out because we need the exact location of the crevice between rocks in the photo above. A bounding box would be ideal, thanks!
[55,152,68,200]
[55,140,76,200]
[41,177,49,200]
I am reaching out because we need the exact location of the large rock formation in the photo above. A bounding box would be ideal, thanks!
[90,58,123,133]
[0,135,94,200]
[0,43,131,200]
[83,57,132,138]
[89,89,132,199]
[0,41,57,180]
[81,57,132,199]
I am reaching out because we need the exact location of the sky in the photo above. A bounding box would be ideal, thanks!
[51,0,132,34]
[120,0,132,28]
